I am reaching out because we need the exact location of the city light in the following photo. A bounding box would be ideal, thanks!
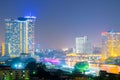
[62,48,69,51]
[43,58,60,65]
[0,0,120,80]
[12,63,25,69]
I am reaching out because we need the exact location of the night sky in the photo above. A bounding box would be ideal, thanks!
[0,0,120,49]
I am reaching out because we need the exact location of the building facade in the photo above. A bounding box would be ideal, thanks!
[0,69,29,80]
[75,36,92,54]
[1,43,5,56]
[101,31,120,58]
[5,16,36,57]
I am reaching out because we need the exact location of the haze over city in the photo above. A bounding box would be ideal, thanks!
[0,0,120,49]
[0,0,120,80]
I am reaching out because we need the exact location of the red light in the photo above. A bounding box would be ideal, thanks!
[101,32,107,35]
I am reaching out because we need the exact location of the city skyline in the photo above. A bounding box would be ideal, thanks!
[0,0,120,49]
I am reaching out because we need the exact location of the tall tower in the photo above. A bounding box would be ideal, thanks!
[5,16,36,57]
[76,36,87,53]
[101,31,120,58]
[76,36,92,54]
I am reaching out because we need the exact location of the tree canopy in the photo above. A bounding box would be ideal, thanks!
[74,61,89,73]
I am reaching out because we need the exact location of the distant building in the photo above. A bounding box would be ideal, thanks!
[0,66,29,80]
[93,46,101,54]
[1,43,5,56]
[101,30,120,58]
[66,53,101,67]
[75,36,92,54]
[62,48,74,53]
[35,44,41,53]
[5,16,36,57]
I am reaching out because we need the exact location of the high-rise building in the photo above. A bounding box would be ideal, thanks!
[1,43,5,56]
[75,36,92,54]
[5,16,36,57]
[101,31,120,58]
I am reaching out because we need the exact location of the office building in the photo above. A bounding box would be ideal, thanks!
[5,16,36,57]
[76,36,92,54]
[101,31,120,58]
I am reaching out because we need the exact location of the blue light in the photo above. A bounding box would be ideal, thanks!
[25,16,36,19]
[15,64,17,67]
[18,63,22,68]
[12,63,25,69]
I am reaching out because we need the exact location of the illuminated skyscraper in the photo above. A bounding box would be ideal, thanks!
[1,43,5,56]
[76,36,92,54]
[101,31,120,58]
[5,16,36,57]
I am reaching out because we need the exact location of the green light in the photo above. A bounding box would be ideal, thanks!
[25,77,29,80]
[10,73,13,75]
[4,77,6,79]
[74,61,89,73]
[23,70,25,72]
[23,74,25,77]
[33,71,36,74]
